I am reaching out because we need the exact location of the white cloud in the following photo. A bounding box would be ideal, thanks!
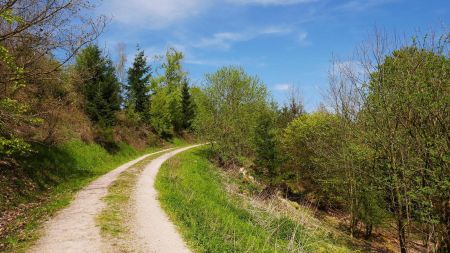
[336,0,397,11]
[101,0,319,29]
[194,26,292,49]
[274,83,292,91]
[102,0,210,29]
[227,0,318,6]
[185,57,236,66]
[195,32,246,49]
[260,25,293,34]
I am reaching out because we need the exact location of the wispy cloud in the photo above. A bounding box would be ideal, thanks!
[184,57,236,66]
[273,83,292,91]
[297,31,312,46]
[101,0,321,29]
[298,31,308,41]
[336,0,397,11]
[193,26,292,49]
[227,0,319,6]
[101,0,211,29]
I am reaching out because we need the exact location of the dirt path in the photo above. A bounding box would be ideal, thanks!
[132,145,203,253]
[29,148,174,253]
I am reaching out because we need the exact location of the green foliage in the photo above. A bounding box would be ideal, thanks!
[363,44,450,250]
[277,95,305,128]
[155,147,353,252]
[163,48,185,89]
[281,112,342,200]
[0,10,37,161]
[75,45,121,128]
[148,48,192,136]
[163,49,185,132]
[150,86,175,137]
[253,108,280,182]
[0,9,23,24]
[126,49,151,117]
[194,66,269,163]
[181,78,194,130]
[0,136,31,157]
[0,99,36,159]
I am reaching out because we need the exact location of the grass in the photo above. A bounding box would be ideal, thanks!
[0,139,178,252]
[96,156,156,251]
[155,146,356,253]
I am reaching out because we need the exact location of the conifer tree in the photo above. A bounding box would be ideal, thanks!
[75,45,121,127]
[127,48,151,116]
[181,78,194,130]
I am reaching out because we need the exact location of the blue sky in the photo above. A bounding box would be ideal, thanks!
[95,0,449,111]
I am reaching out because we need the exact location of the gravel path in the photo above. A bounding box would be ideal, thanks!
[132,145,202,253]
[29,148,174,253]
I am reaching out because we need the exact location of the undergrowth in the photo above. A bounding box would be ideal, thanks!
[156,146,356,252]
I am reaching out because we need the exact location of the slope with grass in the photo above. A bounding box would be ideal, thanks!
[155,146,357,253]
[0,139,184,252]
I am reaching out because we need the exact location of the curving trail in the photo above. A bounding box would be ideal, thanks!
[132,145,203,253]
[29,148,174,253]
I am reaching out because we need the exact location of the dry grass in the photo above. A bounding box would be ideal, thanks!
[156,147,356,252]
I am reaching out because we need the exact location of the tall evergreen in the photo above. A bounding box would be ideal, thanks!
[181,78,194,130]
[254,111,279,182]
[75,45,121,127]
[127,49,151,115]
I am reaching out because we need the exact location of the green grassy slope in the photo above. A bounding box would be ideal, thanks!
[0,139,174,252]
[156,147,355,253]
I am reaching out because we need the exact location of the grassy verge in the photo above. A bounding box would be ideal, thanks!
[0,139,179,252]
[155,147,357,253]
[96,142,188,251]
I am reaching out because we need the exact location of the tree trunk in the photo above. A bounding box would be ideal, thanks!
[397,218,408,253]
[365,223,373,239]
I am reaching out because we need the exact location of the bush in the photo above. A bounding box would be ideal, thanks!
[194,66,269,164]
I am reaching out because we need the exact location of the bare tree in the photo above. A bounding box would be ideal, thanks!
[115,43,127,84]
[0,0,107,90]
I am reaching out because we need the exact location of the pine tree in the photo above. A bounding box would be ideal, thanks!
[127,49,151,116]
[181,78,194,130]
[254,111,279,182]
[75,45,121,127]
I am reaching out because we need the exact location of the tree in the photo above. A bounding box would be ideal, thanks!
[164,48,185,132]
[0,0,106,84]
[126,48,151,119]
[181,78,194,130]
[75,45,121,128]
[149,87,174,138]
[254,107,279,184]
[149,48,185,135]
[362,45,449,252]
[281,112,344,205]
[0,0,105,161]
[194,66,268,164]
[163,48,184,89]
[277,86,305,128]
[115,43,127,85]
[335,30,449,252]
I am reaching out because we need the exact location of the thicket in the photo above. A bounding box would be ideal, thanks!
[195,33,449,252]
[0,1,196,163]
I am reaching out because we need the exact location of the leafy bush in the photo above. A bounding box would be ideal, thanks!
[194,66,269,164]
